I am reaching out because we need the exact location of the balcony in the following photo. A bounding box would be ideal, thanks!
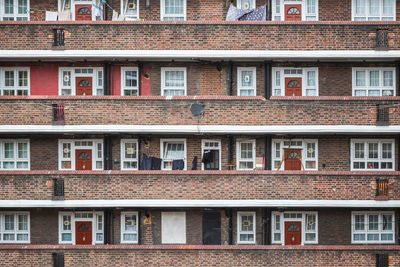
[0,22,399,51]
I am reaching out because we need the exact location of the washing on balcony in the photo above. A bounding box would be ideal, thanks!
[226,4,266,21]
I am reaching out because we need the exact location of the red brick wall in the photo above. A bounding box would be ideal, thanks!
[1,23,399,50]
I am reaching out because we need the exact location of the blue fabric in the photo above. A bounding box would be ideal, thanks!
[239,5,266,21]
[192,156,198,170]
[172,160,185,170]
[141,153,152,170]
[226,5,251,21]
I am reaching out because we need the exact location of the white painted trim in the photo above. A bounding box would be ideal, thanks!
[161,67,187,96]
[0,211,30,244]
[58,139,103,171]
[351,211,395,244]
[351,0,396,21]
[3,125,400,134]
[120,211,139,244]
[160,138,187,170]
[121,67,139,96]
[58,0,101,21]
[236,139,256,171]
[352,67,396,96]
[350,139,395,171]
[236,0,256,10]
[120,139,139,170]
[272,139,318,171]
[2,50,400,61]
[0,67,30,96]
[237,67,257,96]
[121,0,139,20]
[201,139,221,171]
[271,0,318,21]
[3,200,400,208]
[0,0,30,21]
[59,67,104,96]
[272,67,318,96]
[237,211,256,244]
[160,0,186,21]
[0,139,30,171]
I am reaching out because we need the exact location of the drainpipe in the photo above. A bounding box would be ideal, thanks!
[104,136,112,170]
[138,136,142,170]
[263,208,271,245]
[264,135,272,170]
[103,62,111,95]
[267,0,272,20]
[228,61,233,96]
[225,209,233,245]
[138,63,143,96]
[228,136,234,167]
[264,61,272,99]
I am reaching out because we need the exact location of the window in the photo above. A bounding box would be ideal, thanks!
[0,0,29,21]
[272,68,318,96]
[352,68,396,96]
[352,0,395,21]
[237,0,255,10]
[272,211,318,245]
[59,67,104,96]
[271,0,318,21]
[59,0,104,21]
[59,211,104,245]
[121,0,138,20]
[201,140,221,170]
[161,0,186,21]
[121,139,138,170]
[0,212,30,243]
[352,212,394,243]
[0,68,30,96]
[161,67,186,96]
[351,139,394,171]
[58,139,103,170]
[236,139,256,170]
[121,67,139,96]
[121,212,138,243]
[0,140,29,170]
[237,212,256,244]
[160,139,186,170]
[272,139,318,171]
[237,67,256,96]
[161,212,186,244]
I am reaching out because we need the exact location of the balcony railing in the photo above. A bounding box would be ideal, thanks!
[52,29,65,48]
[376,104,390,126]
[376,179,389,200]
[53,178,64,200]
[376,29,389,51]
[52,104,65,124]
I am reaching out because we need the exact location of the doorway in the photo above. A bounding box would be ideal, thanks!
[75,4,92,21]
[284,221,301,245]
[75,149,92,171]
[76,77,93,96]
[285,77,302,96]
[284,149,302,170]
[75,221,93,245]
[284,4,302,21]
[202,212,221,245]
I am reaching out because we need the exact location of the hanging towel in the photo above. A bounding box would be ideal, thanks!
[141,153,152,170]
[45,11,58,21]
[112,10,119,21]
[192,156,198,170]
[239,5,266,21]
[151,157,162,170]
[172,160,184,170]
[226,5,251,21]
[58,11,72,21]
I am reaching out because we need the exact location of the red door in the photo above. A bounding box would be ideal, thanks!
[285,4,302,21]
[285,77,302,96]
[75,221,92,245]
[75,150,92,171]
[76,77,93,96]
[284,149,302,171]
[285,221,302,245]
[75,4,92,21]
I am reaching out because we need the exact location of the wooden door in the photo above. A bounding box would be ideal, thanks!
[75,149,92,171]
[202,212,221,245]
[285,221,301,245]
[76,77,93,96]
[75,221,92,245]
[285,77,302,96]
[284,149,302,170]
[285,4,302,21]
[75,4,92,21]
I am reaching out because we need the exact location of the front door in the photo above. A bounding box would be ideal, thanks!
[202,212,221,245]
[285,4,302,21]
[75,4,92,21]
[75,149,92,171]
[285,221,302,245]
[285,77,302,96]
[284,149,302,170]
[75,221,92,245]
[76,77,93,96]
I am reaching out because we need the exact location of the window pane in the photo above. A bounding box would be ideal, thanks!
[354,233,365,241]
[240,143,253,159]
[17,142,28,159]
[368,215,378,230]
[307,71,315,86]
[18,0,27,14]
[381,233,393,241]
[305,233,316,241]
[165,0,184,15]
[368,143,378,159]
[124,215,137,231]
[62,233,72,241]
[355,215,365,230]
[18,71,28,87]
[382,143,392,159]
[383,71,393,86]
[5,215,14,230]
[275,71,280,86]
[241,215,254,232]
[5,71,14,86]
[354,143,364,158]
[383,215,392,230]
[383,0,394,15]
[165,71,184,87]
[356,71,366,86]
[306,214,316,231]
[241,71,254,87]
[369,0,379,15]
[18,215,28,231]
[306,143,316,158]
[63,215,71,231]
[62,143,71,158]
[356,0,366,15]
[367,233,379,241]
[124,142,137,159]
[5,0,14,14]
[125,71,138,87]
[4,143,14,159]
[307,0,315,13]
[123,233,137,241]
[369,71,379,86]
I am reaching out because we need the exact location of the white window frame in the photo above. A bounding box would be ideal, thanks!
[272,67,318,96]
[160,0,186,21]
[0,139,30,170]
[271,211,318,245]
[161,67,187,96]
[121,0,139,20]
[58,211,104,245]
[121,67,139,96]
[237,211,256,244]
[160,138,187,170]
[121,211,139,244]
[236,139,256,171]
[121,139,139,170]
[201,139,221,171]
[0,212,30,244]
[351,211,395,244]
[58,0,104,21]
[352,0,396,21]
[271,0,319,21]
[272,139,318,171]
[352,68,396,96]
[237,67,257,96]
[58,67,104,96]
[58,139,103,171]
[161,212,186,244]
[0,67,30,96]
[237,0,255,10]
[0,0,30,21]
[350,139,395,171]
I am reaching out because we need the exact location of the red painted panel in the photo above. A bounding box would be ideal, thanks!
[111,65,121,96]
[30,64,59,95]
[141,64,151,96]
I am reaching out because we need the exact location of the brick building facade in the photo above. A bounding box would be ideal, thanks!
[0,0,400,266]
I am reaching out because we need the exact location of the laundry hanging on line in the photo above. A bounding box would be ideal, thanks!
[226,5,266,21]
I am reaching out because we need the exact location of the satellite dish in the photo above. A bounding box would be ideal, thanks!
[190,103,204,116]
